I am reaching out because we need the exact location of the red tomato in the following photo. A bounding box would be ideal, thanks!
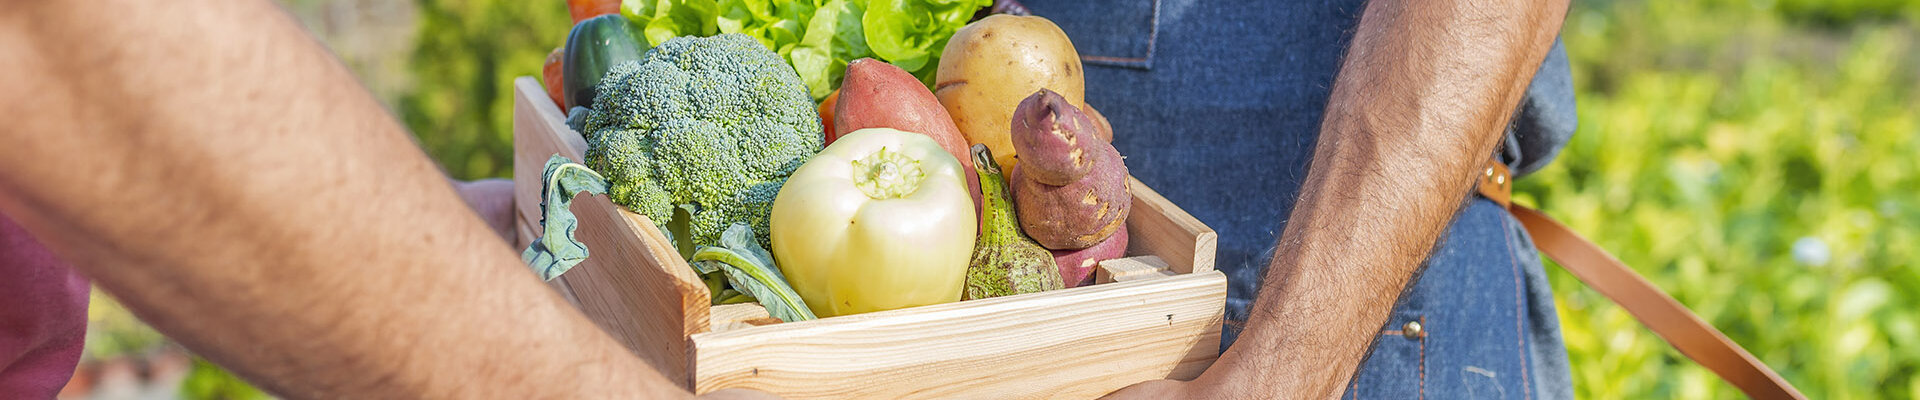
[543,47,566,109]
[568,0,622,24]
[817,89,840,146]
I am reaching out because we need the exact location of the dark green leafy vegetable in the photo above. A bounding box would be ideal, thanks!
[691,223,818,322]
[522,155,611,281]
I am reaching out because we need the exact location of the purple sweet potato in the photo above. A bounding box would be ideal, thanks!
[1051,225,1128,287]
[1009,159,1129,250]
[1009,89,1107,186]
[1008,89,1131,250]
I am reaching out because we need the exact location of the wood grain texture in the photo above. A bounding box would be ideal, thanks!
[512,77,586,231]
[710,303,780,333]
[512,77,710,388]
[1095,256,1175,284]
[689,271,1226,399]
[1124,176,1217,274]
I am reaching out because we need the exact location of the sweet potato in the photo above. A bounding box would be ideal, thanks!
[1010,160,1129,250]
[1010,89,1106,186]
[1009,89,1130,250]
[1051,225,1128,288]
[834,58,982,212]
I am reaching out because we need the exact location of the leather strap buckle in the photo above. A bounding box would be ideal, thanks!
[1476,158,1512,208]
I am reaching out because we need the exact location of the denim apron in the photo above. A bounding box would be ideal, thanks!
[1023,1,1576,398]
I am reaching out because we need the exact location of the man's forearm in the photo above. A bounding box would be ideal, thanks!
[1208,0,1568,397]
[0,1,680,398]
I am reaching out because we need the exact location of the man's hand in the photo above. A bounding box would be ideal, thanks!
[702,388,789,400]
[453,178,516,244]
[1100,372,1241,399]
[1107,0,1568,398]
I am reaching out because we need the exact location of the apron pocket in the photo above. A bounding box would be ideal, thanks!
[1027,0,1159,69]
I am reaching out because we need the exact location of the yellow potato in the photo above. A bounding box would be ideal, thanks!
[935,15,1085,171]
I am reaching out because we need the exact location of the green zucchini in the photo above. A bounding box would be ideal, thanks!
[563,15,649,110]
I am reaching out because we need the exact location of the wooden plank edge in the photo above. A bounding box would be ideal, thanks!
[1096,256,1176,284]
[687,271,1227,397]
[512,77,589,230]
[689,271,1223,344]
[514,76,711,388]
[710,303,780,334]
[617,210,713,338]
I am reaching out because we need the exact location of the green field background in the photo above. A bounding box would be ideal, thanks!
[77,0,1920,398]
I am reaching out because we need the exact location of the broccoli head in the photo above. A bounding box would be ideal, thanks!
[580,34,823,249]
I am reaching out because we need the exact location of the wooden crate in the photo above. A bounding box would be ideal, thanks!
[510,77,1225,399]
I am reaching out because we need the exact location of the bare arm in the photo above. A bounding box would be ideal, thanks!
[1109,0,1567,397]
[0,1,687,398]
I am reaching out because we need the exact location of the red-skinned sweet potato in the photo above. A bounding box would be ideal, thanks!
[1051,225,1127,287]
[1010,161,1129,250]
[1010,89,1106,186]
[1008,89,1131,250]
[835,58,982,212]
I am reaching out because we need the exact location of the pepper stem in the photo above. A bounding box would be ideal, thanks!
[852,146,925,200]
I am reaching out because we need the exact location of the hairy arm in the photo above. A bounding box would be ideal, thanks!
[0,1,690,398]
[1110,0,1567,397]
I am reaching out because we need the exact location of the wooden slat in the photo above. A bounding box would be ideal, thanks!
[1123,176,1217,274]
[1096,256,1176,284]
[512,77,587,232]
[710,303,781,333]
[688,271,1226,399]
[512,77,711,388]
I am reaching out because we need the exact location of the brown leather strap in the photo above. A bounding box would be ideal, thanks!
[1478,160,1805,399]
[1478,160,1513,208]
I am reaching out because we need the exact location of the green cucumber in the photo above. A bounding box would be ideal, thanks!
[563,15,649,110]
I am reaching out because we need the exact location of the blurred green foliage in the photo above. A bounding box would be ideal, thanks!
[81,291,165,362]
[179,357,273,400]
[1519,1,1919,398]
[402,0,571,179]
[1771,0,1920,26]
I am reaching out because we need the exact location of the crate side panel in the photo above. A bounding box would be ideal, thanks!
[689,271,1226,399]
[1123,177,1218,274]
[513,77,711,388]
